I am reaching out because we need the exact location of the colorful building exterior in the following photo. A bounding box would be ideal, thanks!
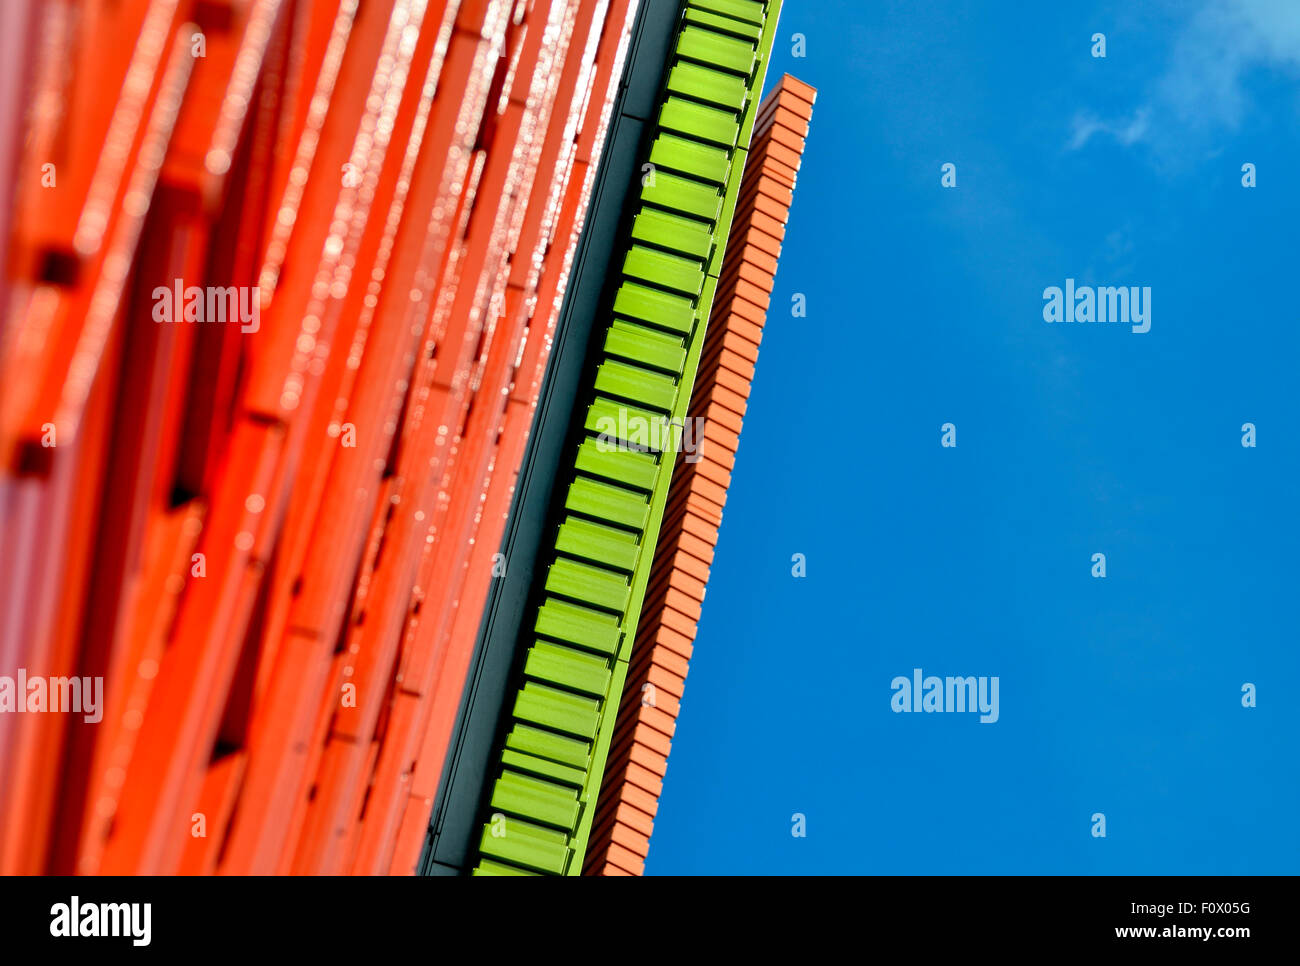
[0,0,811,875]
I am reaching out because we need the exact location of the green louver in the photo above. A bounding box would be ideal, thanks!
[471,0,782,876]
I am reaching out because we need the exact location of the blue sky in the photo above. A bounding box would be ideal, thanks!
[648,0,1300,874]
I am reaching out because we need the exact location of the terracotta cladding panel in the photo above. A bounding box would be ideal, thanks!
[661,512,724,559]
[702,344,757,383]
[748,209,789,244]
[750,160,798,190]
[661,497,723,540]
[609,781,661,819]
[700,388,750,425]
[663,527,719,569]
[696,400,748,439]
[747,139,803,178]
[724,290,769,326]
[0,0,642,877]
[595,806,639,847]
[608,722,670,764]
[606,730,662,780]
[661,544,713,584]
[615,760,666,799]
[768,94,813,123]
[733,179,790,221]
[585,74,815,875]
[755,103,810,140]
[662,492,724,536]
[630,630,692,668]
[743,172,796,208]
[735,243,781,277]
[767,119,808,153]
[632,631,693,671]
[716,315,765,347]
[640,664,688,701]
[669,482,727,524]
[649,603,694,640]
[589,819,651,859]
[692,457,732,492]
[707,328,760,363]
[603,843,647,875]
[606,737,671,777]
[757,190,795,226]
[646,566,708,607]
[617,693,683,734]
[757,94,818,135]
[697,364,755,400]
[607,800,657,838]
[770,73,818,107]
[721,258,780,295]
[698,437,738,472]
[730,222,784,258]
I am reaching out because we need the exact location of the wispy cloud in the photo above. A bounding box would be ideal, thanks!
[1160,0,1300,129]
[1068,0,1300,154]
[1068,109,1150,150]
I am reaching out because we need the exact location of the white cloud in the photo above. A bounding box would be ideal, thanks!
[1159,0,1300,130]
[1068,0,1300,153]
[1068,109,1150,150]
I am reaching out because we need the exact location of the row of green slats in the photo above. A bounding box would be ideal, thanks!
[472,0,777,876]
